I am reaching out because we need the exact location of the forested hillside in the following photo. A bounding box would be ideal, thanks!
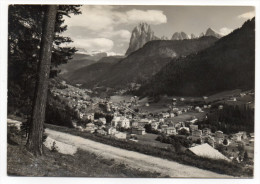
[137,18,255,97]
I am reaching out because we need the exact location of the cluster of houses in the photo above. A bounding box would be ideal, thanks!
[51,83,105,120]
[51,82,254,162]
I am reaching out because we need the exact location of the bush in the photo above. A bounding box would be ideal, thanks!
[45,103,74,128]
[223,139,228,145]
[178,128,190,136]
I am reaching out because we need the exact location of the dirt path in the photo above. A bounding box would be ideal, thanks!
[45,128,232,178]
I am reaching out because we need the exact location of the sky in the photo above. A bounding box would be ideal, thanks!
[62,5,255,56]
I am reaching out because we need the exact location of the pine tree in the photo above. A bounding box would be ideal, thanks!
[8,5,81,115]
[26,5,58,156]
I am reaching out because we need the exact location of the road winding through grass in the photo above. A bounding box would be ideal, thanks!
[45,128,233,178]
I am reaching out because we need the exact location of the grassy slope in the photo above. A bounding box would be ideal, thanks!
[7,127,163,177]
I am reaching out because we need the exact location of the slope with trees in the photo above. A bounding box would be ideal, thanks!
[137,18,255,97]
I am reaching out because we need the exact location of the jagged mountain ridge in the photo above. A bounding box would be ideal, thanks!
[171,28,222,40]
[126,22,223,55]
[171,32,189,40]
[125,23,158,56]
[205,28,222,38]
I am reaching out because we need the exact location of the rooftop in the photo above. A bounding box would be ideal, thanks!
[188,143,229,161]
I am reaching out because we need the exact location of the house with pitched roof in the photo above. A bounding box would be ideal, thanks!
[187,143,230,161]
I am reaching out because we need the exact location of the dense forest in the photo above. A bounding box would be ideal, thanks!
[196,104,254,134]
[137,18,255,97]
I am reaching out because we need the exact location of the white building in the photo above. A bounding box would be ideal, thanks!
[99,118,106,125]
[107,127,117,135]
[161,113,170,118]
[113,132,127,139]
[111,116,130,129]
[163,127,177,135]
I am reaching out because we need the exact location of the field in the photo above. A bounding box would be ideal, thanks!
[109,95,133,103]
[169,112,207,122]
[132,133,171,149]
[139,103,169,113]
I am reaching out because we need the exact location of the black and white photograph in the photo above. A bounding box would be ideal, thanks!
[1,0,259,183]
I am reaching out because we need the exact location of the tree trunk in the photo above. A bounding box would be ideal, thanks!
[27,5,58,156]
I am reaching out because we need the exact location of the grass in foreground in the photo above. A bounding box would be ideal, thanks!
[7,128,164,177]
[45,124,253,177]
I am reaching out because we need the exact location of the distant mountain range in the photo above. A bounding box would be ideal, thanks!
[64,55,124,85]
[125,23,223,56]
[66,36,218,88]
[171,28,222,40]
[60,19,254,97]
[136,18,255,97]
[59,52,112,79]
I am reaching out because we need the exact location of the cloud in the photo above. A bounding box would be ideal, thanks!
[62,6,167,54]
[125,9,167,25]
[99,29,131,42]
[66,38,114,52]
[64,6,115,31]
[64,6,167,31]
[238,11,255,19]
[106,51,124,56]
[219,27,233,36]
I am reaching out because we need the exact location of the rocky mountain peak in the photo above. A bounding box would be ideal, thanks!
[135,22,151,33]
[180,32,189,39]
[205,28,222,38]
[125,23,157,56]
[190,33,196,39]
[199,32,205,37]
[171,32,189,40]
[161,36,169,40]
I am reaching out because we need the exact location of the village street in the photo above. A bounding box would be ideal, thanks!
[44,128,233,178]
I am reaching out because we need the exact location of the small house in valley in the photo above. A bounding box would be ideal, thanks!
[187,143,230,161]
[132,127,146,135]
